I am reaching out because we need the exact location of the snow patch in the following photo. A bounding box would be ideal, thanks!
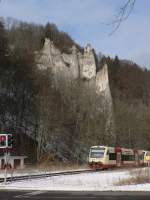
[1,168,148,191]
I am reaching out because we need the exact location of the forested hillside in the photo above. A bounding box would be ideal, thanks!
[101,56,150,149]
[1,18,150,165]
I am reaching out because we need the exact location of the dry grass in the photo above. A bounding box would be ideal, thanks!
[10,162,88,176]
[37,161,88,171]
[34,153,89,171]
[116,167,149,186]
[25,159,88,172]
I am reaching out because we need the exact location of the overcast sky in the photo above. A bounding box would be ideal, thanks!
[0,0,150,68]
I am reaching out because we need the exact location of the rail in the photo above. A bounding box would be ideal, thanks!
[0,169,95,183]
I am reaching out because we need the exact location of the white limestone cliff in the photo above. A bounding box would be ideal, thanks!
[96,64,112,105]
[36,38,115,141]
[37,38,113,111]
[80,44,96,80]
[96,63,114,125]
[37,38,97,81]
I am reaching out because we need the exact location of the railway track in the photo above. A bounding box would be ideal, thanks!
[0,169,96,183]
[0,166,140,183]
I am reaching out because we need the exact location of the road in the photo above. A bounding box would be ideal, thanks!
[1,191,150,200]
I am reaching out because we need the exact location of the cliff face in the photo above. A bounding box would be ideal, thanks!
[36,38,115,159]
[37,38,112,111]
[37,39,96,80]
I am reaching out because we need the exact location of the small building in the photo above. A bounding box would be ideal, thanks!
[0,155,27,169]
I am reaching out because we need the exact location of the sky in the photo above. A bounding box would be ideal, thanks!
[0,0,150,68]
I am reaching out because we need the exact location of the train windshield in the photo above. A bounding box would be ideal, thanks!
[90,147,105,158]
[146,152,150,156]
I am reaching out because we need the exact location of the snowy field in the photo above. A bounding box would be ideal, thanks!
[0,168,150,191]
[0,167,89,178]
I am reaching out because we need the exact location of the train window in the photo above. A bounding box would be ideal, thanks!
[90,148,105,158]
[146,152,150,156]
[109,153,116,160]
[122,155,135,161]
[91,147,105,151]
[139,154,144,160]
[90,152,104,158]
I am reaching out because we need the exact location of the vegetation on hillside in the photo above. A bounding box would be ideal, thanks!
[99,56,150,148]
[1,17,150,164]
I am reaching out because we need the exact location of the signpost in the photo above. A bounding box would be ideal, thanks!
[0,134,13,184]
[0,134,7,148]
[0,134,13,149]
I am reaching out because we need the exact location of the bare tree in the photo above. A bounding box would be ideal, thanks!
[110,0,136,35]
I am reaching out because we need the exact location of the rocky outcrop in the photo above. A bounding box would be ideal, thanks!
[37,38,96,81]
[96,64,114,140]
[79,44,96,80]
[37,38,113,111]
[96,64,112,107]
[36,38,116,154]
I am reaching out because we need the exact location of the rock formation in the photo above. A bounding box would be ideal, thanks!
[37,38,112,105]
[37,38,114,137]
[37,38,96,81]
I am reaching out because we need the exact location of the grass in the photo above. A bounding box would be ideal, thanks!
[38,162,88,171]
[24,161,89,173]
[116,167,149,186]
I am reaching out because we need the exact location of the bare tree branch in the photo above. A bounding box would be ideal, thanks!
[109,0,136,36]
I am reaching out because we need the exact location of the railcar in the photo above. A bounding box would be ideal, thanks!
[88,145,146,170]
[143,150,150,165]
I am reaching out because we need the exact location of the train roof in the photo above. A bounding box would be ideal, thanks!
[90,146,149,153]
[90,145,107,148]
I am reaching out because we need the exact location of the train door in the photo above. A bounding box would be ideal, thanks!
[115,147,122,167]
[134,151,139,166]
[116,152,122,167]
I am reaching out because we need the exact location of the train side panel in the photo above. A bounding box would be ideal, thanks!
[121,148,135,166]
[104,147,116,168]
[88,145,148,170]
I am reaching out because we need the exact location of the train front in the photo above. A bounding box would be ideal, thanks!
[88,146,106,169]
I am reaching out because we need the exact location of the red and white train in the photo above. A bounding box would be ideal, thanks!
[88,145,150,170]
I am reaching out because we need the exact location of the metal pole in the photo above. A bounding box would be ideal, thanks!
[4,151,8,184]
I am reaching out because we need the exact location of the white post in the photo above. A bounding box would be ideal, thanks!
[148,161,150,183]
[4,152,8,184]
[0,158,2,169]
[10,159,14,169]
[20,158,24,169]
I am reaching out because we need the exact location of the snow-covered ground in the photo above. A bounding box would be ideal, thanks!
[0,168,60,178]
[0,168,150,191]
[0,167,89,178]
